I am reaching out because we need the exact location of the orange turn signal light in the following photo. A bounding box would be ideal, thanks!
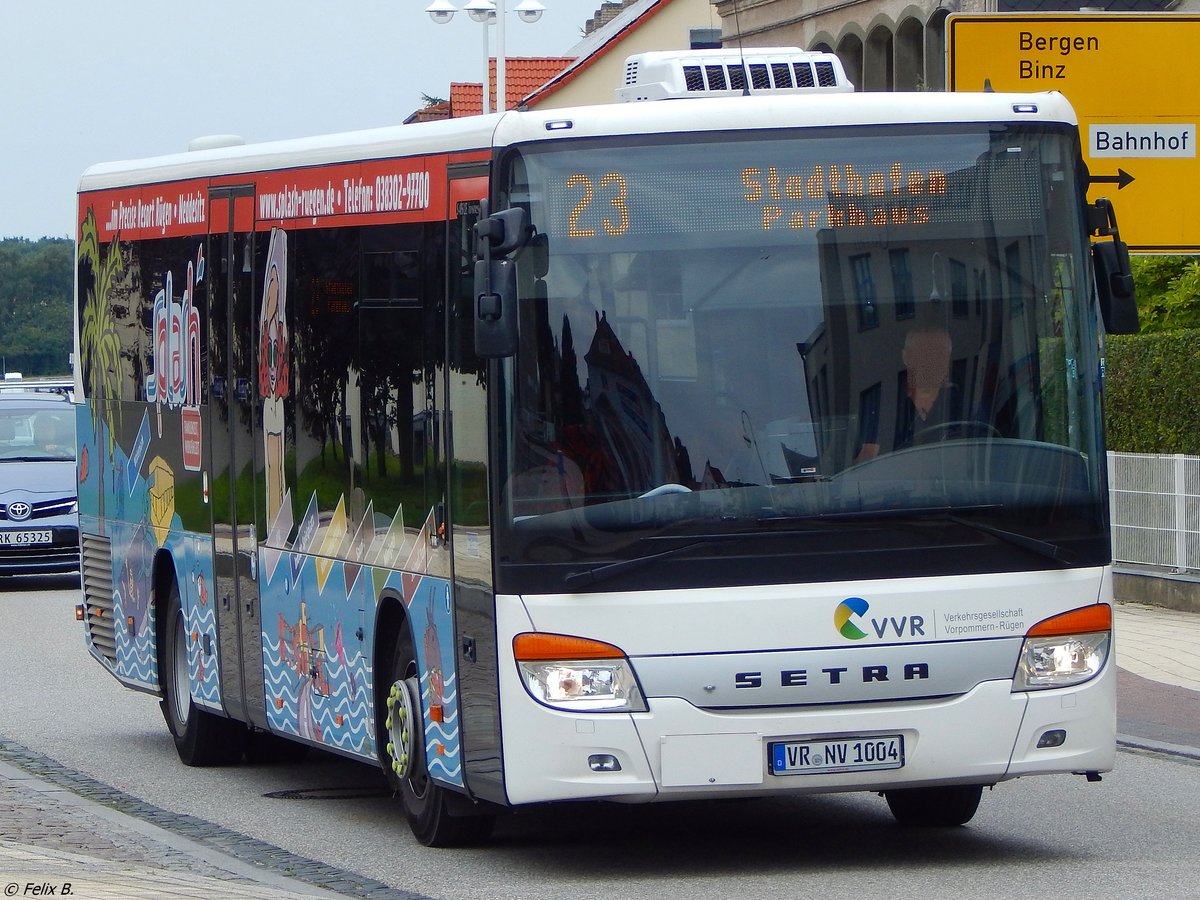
[513,633,625,661]
[1026,603,1112,638]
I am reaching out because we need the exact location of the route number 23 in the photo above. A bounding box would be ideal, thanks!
[566,173,630,237]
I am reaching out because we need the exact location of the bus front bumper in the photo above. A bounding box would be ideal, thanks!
[499,663,1115,806]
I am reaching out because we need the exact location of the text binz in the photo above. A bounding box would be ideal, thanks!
[1018,30,1100,80]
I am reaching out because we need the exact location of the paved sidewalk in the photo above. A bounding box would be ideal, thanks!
[0,756,361,900]
[1113,602,1200,692]
[0,747,422,900]
[1113,601,1200,757]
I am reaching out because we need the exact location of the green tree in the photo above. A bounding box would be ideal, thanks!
[1131,255,1200,333]
[0,237,73,375]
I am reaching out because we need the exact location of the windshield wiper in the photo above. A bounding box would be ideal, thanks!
[759,506,1073,565]
[756,504,1001,526]
[564,540,713,590]
[949,515,1074,565]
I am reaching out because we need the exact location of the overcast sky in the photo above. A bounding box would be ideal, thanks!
[0,0,600,240]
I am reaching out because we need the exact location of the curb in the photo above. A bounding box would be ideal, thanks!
[1117,734,1200,763]
[0,737,428,900]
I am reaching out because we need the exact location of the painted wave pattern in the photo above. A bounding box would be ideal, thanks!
[262,631,374,757]
[113,588,157,687]
[187,599,222,707]
[85,396,467,787]
[423,669,462,782]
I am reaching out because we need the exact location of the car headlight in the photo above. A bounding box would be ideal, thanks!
[514,633,647,713]
[1013,603,1111,691]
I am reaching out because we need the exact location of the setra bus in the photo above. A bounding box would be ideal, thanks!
[74,48,1138,846]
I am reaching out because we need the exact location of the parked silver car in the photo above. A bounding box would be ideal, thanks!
[0,390,79,575]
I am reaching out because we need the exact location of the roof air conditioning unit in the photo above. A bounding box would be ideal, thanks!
[616,48,854,102]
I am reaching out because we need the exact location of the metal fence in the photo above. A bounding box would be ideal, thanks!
[1108,451,1200,573]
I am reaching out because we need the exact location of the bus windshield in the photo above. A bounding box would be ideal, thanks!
[493,122,1107,593]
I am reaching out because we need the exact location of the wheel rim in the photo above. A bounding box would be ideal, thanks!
[171,609,190,726]
[384,675,419,784]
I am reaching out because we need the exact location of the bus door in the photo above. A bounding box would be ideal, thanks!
[207,185,268,729]
[444,165,505,802]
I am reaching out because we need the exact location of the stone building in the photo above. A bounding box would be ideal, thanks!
[713,0,1189,92]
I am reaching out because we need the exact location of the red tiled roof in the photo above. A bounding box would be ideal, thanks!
[450,81,482,118]
[449,57,573,116]
[404,100,451,124]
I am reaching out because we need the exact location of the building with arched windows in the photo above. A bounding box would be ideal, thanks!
[711,0,1189,92]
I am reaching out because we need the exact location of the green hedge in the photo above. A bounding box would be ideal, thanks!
[1105,332,1200,454]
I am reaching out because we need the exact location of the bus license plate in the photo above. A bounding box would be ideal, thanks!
[770,735,904,776]
[0,530,52,546]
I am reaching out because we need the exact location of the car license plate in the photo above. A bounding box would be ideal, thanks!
[0,530,52,546]
[769,734,904,776]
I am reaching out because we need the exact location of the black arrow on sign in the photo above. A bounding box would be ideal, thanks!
[1090,169,1135,190]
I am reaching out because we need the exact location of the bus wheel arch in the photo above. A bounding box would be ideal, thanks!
[154,553,244,766]
[375,594,494,847]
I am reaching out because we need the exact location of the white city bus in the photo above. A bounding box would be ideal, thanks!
[75,48,1137,846]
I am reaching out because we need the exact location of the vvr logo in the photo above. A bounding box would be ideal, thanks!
[835,597,926,640]
[834,597,869,640]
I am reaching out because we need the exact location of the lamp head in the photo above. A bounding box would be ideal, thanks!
[464,0,496,23]
[515,0,545,23]
[425,0,456,24]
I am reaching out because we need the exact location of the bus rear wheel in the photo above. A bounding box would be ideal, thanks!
[381,627,494,847]
[884,784,984,827]
[158,579,245,766]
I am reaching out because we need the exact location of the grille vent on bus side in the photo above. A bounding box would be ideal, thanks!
[81,533,116,666]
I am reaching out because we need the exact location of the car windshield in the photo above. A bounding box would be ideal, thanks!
[491,122,1107,593]
[0,403,75,461]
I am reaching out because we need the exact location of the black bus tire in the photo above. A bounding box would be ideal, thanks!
[381,624,494,847]
[157,578,245,766]
[884,784,984,827]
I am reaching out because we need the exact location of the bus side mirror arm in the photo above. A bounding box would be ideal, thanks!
[1089,198,1139,335]
[473,206,529,358]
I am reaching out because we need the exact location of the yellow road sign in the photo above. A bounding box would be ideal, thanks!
[948,14,1200,251]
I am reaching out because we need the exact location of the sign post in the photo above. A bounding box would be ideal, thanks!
[948,14,1200,251]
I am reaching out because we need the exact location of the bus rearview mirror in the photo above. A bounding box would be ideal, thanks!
[474,257,518,357]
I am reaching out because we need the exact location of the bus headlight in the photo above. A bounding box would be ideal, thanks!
[514,633,648,713]
[1012,604,1111,691]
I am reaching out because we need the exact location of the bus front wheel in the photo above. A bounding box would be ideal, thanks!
[158,579,245,766]
[381,627,494,847]
[884,784,984,827]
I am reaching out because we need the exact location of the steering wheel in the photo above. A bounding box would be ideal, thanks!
[638,483,693,499]
[914,420,1001,443]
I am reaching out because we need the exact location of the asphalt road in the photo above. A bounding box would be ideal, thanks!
[2,577,1199,900]
[1117,667,1200,751]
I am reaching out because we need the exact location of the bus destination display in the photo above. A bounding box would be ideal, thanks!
[543,155,1041,245]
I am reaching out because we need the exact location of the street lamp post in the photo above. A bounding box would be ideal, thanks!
[425,0,546,115]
